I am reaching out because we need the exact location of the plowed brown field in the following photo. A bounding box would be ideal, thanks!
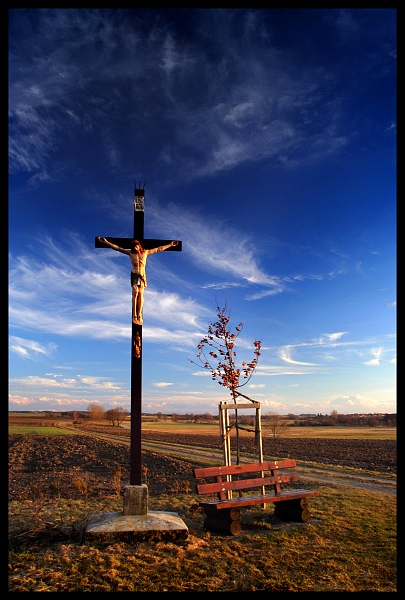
[8,421,396,501]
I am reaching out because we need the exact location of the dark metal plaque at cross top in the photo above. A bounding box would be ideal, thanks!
[95,186,182,485]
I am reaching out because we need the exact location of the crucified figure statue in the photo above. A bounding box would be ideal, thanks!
[97,237,179,324]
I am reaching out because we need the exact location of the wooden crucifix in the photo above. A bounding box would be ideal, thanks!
[95,185,182,485]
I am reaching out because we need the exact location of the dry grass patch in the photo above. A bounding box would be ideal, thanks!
[9,485,396,592]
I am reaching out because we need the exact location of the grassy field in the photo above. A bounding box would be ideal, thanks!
[8,419,396,440]
[8,479,396,591]
[140,421,396,439]
[8,425,77,435]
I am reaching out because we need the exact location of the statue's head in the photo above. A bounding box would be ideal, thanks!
[131,240,142,252]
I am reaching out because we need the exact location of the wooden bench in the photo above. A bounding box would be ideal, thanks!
[193,459,319,535]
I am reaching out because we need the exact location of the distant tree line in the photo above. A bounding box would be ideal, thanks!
[146,411,396,428]
[60,407,396,429]
[69,404,129,427]
[286,411,396,428]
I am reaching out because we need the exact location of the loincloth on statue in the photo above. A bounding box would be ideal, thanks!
[131,272,146,287]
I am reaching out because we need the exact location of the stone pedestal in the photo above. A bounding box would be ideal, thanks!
[123,484,148,515]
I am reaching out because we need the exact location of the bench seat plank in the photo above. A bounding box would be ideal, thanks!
[198,488,319,510]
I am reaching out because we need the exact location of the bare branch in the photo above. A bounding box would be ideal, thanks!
[188,301,261,402]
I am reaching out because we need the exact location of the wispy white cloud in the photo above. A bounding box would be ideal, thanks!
[147,200,287,294]
[153,382,174,388]
[9,9,357,185]
[77,376,121,390]
[330,392,393,412]
[255,365,324,376]
[9,336,57,360]
[12,374,117,389]
[8,233,209,343]
[279,346,318,366]
[202,282,247,290]
[364,347,383,366]
[320,332,348,343]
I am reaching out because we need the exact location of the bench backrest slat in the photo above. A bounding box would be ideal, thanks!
[193,459,296,480]
[193,459,301,500]
[196,472,299,495]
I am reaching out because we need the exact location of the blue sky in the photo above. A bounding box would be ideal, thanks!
[9,8,396,416]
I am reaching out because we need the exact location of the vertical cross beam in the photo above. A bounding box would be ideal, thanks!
[95,185,182,485]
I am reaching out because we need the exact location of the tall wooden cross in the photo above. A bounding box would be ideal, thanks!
[95,185,182,485]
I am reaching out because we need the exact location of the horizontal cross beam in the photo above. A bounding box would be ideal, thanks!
[95,237,182,251]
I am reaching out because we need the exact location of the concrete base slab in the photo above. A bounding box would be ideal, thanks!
[85,510,188,544]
